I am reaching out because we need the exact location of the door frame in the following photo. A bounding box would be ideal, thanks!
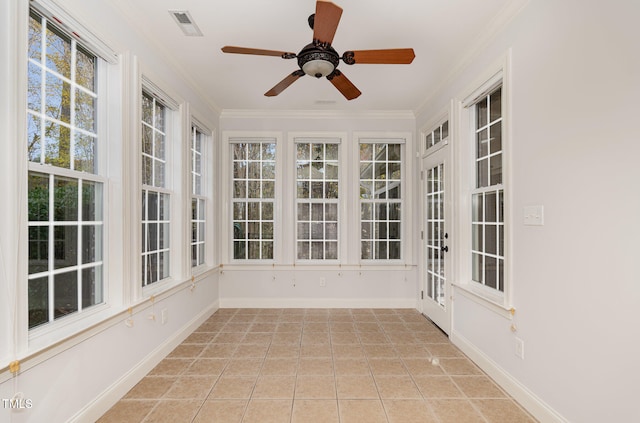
[419,121,454,335]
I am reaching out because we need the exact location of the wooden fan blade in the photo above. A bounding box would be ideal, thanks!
[222,46,296,59]
[313,1,343,46]
[265,70,305,97]
[327,70,361,100]
[343,48,416,64]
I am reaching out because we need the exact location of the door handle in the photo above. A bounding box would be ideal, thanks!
[441,245,449,253]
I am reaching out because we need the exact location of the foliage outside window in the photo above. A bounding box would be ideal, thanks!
[141,92,170,286]
[232,141,275,260]
[295,140,339,260]
[359,143,402,260]
[26,10,103,329]
[471,86,505,292]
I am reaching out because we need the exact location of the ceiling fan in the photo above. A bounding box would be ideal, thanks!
[221,0,415,100]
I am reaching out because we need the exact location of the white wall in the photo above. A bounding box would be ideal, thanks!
[417,0,640,421]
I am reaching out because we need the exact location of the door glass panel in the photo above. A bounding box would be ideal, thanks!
[425,162,446,307]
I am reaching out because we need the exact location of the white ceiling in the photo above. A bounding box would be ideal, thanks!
[110,0,524,113]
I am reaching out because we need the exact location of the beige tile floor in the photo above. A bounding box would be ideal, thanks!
[98,308,537,423]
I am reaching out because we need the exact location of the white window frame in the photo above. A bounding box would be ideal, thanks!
[228,136,278,262]
[357,136,408,263]
[23,2,119,343]
[293,136,342,263]
[456,52,513,312]
[190,121,210,270]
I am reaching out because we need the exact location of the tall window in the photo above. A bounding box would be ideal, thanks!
[191,125,205,267]
[359,142,403,260]
[295,140,339,260]
[26,10,104,329]
[471,86,504,291]
[232,141,275,260]
[141,92,170,286]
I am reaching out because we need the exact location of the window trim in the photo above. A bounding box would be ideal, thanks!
[354,133,412,265]
[226,134,281,263]
[292,135,343,264]
[454,51,513,314]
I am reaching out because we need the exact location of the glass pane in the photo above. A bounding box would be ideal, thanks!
[311,222,323,239]
[490,87,502,122]
[262,202,274,220]
[248,202,260,220]
[234,241,245,259]
[82,181,102,221]
[298,222,310,240]
[45,25,71,78]
[74,133,95,173]
[388,144,401,161]
[233,143,246,160]
[82,225,102,263]
[45,73,71,124]
[247,222,260,239]
[28,172,49,221]
[248,181,261,198]
[233,202,246,220]
[262,242,273,259]
[154,160,165,187]
[311,242,323,259]
[476,158,488,188]
[297,203,309,221]
[476,97,488,128]
[154,102,165,131]
[262,143,275,160]
[248,241,260,259]
[76,48,96,91]
[248,162,261,179]
[490,154,503,186]
[472,224,483,251]
[311,203,323,221]
[326,222,338,240]
[297,242,309,259]
[234,222,246,240]
[472,193,483,222]
[28,226,49,274]
[485,256,497,289]
[442,121,449,139]
[361,241,372,259]
[389,241,401,259]
[389,222,400,240]
[375,241,388,259]
[485,192,497,223]
[325,203,338,221]
[476,128,488,158]
[359,181,372,199]
[141,94,153,125]
[296,143,309,160]
[75,90,95,132]
[147,191,158,220]
[27,113,42,163]
[361,203,372,220]
[234,181,246,198]
[54,177,78,221]
[359,143,372,161]
[248,143,261,160]
[486,224,497,255]
[82,265,103,308]
[142,155,152,186]
[263,162,275,179]
[28,14,43,62]
[490,122,502,154]
[326,242,338,259]
[29,276,49,329]
[326,143,338,160]
[27,61,42,113]
[44,121,71,168]
[54,270,78,318]
[262,181,275,198]
[472,253,482,283]
[262,222,273,240]
[159,251,169,280]
[361,222,372,239]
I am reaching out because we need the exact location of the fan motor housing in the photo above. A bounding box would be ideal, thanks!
[297,43,340,78]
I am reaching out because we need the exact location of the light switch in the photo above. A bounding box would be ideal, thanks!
[524,205,544,226]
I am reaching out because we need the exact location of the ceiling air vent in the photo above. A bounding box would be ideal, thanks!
[169,10,203,37]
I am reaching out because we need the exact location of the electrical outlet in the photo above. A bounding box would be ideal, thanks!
[161,308,168,325]
[515,337,524,359]
[319,277,326,287]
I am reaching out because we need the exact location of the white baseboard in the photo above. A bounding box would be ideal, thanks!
[69,300,219,423]
[450,329,568,423]
[219,297,417,309]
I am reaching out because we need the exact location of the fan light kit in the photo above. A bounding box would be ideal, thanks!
[221,0,415,100]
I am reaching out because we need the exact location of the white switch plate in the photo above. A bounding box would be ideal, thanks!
[524,205,544,226]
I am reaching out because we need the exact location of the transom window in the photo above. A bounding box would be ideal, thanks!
[471,86,505,291]
[359,142,403,260]
[295,140,339,261]
[232,141,276,260]
[26,10,104,329]
[425,120,449,151]
[141,92,170,286]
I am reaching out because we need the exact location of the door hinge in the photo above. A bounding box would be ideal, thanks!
[420,170,424,180]
[421,290,424,300]
[420,230,424,240]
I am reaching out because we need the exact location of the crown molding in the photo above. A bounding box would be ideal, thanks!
[219,109,416,120]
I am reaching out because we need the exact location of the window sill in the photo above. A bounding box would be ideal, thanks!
[452,282,515,320]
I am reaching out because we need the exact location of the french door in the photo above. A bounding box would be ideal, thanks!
[422,145,451,334]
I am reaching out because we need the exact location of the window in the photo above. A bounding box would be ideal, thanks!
[232,140,276,260]
[191,125,206,268]
[141,92,170,286]
[359,142,403,260]
[425,120,449,151]
[471,86,505,292]
[295,139,339,261]
[26,10,104,329]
